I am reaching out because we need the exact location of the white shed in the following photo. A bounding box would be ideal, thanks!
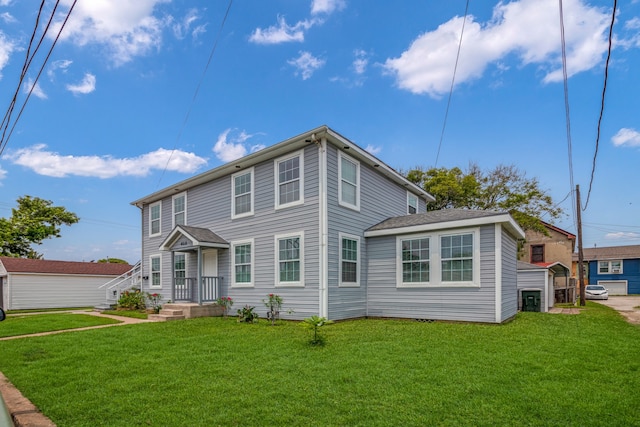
[0,257,132,310]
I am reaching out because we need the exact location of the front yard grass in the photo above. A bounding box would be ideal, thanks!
[0,302,638,426]
[0,313,121,338]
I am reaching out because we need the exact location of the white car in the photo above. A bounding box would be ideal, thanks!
[585,285,609,300]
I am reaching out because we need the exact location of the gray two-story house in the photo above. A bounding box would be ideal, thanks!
[132,126,525,323]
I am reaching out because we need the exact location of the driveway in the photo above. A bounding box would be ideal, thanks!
[593,296,640,325]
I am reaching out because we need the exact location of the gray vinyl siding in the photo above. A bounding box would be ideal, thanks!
[501,227,518,321]
[517,269,547,311]
[140,146,320,319]
[327,144,412,320]
[366,225,499,323]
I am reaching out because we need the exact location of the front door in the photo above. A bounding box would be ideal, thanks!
[202,250,218,302]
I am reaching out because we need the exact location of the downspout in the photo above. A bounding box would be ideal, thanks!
[494,224,502,323]
[318,137,329,319]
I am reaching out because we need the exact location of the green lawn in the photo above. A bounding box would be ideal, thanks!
[0,303,638,426]
[0,313,121,338]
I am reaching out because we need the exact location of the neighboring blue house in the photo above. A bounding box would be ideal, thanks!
[131,126,525,323]
[581,245,640,295]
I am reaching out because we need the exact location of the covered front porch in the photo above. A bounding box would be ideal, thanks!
[160,225,229,305]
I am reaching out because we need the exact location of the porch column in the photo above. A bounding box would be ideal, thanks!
[197,247,202,305]
[170,251,175,302]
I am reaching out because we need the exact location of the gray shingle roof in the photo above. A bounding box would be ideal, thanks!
[179,225,228,245]
[572,244,640,261]
[367,209,508,232]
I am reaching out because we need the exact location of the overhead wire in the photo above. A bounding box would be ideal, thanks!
[557,0,577,232]
[434,0,469,167]
[0,0,76,156]
[155,0,234,189]
[583,0,617,210]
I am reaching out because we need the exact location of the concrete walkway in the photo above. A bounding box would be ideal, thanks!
[593,296,640,325]
[0,310,154,341]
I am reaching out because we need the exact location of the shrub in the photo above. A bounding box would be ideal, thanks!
[216,296,234,318]
[117,289,146,310]
[237,305,258,323]
[146,293,163,314]
[263,294,283,325]
[301,315,334,345]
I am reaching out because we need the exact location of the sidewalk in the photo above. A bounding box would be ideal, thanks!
[0,310,154,341]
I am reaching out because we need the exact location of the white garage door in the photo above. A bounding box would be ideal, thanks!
[598,280,628,295]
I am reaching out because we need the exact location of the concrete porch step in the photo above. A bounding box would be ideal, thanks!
[148,313,185,321]
[159,309,184,316]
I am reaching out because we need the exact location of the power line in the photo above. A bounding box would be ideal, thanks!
[0,0,77,156]
[155,0,234,189]
[583,0,617,210]
[557,0,576,232]
[434,0,469,167]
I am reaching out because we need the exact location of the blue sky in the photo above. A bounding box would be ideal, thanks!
[0,0,639,263]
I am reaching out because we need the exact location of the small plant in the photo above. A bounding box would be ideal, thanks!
[146,292,163,314]
[216,296,234,318]
[263,293,283,325]
[117,289,146,310]
[237,305,258,323]
[301,315,334,345]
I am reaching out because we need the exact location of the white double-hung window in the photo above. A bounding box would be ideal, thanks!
[598,260,622,274]
[150,254,162,288]
[397,229,479,288]
[275,151,304,209]
[275,232,304,286]
[149,202,161,236]
[340,234,360,286]
[338,152,360,210]
[172,193,186,227]
[231,239,254,287]
[232,168,254,218]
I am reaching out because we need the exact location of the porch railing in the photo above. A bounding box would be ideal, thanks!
[98,260,142,306]
[172,276,221,303]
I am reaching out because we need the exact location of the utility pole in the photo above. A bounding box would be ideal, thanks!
[576,185,586,306]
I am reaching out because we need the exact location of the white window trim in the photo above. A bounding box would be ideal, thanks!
[231,167,255,219]
[396,228,480,288]
[338,151,360,211]
[231,238,255,288]
[339,233,360,287]
[149,254,162,289]
[274,150,305,210]
[598,260,623,275]
[149,202,162,237]
[407,192,419,214]
[274,231,305,287]
[172,192,187,229]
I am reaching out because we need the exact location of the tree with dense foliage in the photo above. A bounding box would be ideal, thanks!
[406,163,563,233]
[0,196,79,258]
[97,258,129,264]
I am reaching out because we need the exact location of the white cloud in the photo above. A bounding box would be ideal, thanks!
[383,0,613,97]
[4,144,207,178]
[23,77,47,99]
[352,49,368,74]
[365,144,381,155]
[213,129,265,162]
[66,73,96,95]
[47,59,73,80]
[51,0,167,66]
[0,32,16,79]
[249,16,315,44]
[288,51,325,80]
[605,232,640,240]
[1,12,16,24]
[311,0,346,15]
[612,128,640,147]
[172,8,205,40]
[0,165,6,184]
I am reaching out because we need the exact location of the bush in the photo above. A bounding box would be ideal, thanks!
[117,289,146,310]
[237,305,258,323]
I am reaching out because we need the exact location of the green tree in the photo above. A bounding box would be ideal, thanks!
[406,163,563,233]
[0,196,79,258]
[97,258,129,264]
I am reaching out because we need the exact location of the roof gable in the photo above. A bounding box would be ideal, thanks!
[0,257,132,276]
[159,225,229,251]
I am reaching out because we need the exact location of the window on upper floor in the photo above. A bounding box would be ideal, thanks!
[276,232,304,286]
[173,193,186,227]
[340,234,360,286]
[232,168,254,218]
[598,260,622,274]
[149,202,161,237]
[231,239,254,287]
[407,192,419,214]
[150,254,161,288]
[531,245,544,263]
[339,151,360,211]
[275,151,304,209]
